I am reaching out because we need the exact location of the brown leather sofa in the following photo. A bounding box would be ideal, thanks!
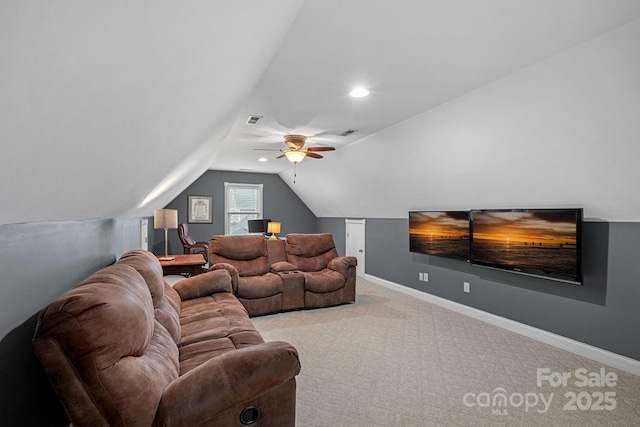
[208,233,357,317]
[33,250,300,427]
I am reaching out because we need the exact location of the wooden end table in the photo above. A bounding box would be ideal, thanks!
[157,254,206,276]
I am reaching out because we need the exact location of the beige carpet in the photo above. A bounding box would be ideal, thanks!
[252,277,640,427]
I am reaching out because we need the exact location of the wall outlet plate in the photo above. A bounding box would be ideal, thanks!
[464,282,470,293]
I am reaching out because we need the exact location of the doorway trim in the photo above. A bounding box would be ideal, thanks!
[345,219,366,277]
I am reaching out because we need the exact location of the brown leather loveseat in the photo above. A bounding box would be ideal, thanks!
[208,233,357,317]
[33,250,300,427]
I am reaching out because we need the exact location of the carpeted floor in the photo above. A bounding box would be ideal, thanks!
[251,277,640,427]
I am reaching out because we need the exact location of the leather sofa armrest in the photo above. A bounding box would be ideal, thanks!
[209,263,239,294]
[271,261,299,273]
[173,269,232,300]
[156,341,300,427]
[327,256,358,279]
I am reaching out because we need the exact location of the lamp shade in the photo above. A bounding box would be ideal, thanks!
[284,151,306,164]
[154,209,178,229]
[267,222,281,234]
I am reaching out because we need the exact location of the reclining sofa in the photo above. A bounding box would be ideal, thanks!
[208,233,357,317]
[33,250,300,427]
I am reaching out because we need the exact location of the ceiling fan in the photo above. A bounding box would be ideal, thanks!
[254,134,335,164]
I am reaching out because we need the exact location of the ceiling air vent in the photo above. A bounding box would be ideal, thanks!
[339,129,357,137]
[245,115,262,125]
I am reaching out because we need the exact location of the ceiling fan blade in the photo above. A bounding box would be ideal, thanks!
[306,152,323,159]
[306,146,335,152]
[276,154,286,159]
[253,148,285,152]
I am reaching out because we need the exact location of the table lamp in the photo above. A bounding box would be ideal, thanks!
[267,222,281,240]
[154,209,178,260]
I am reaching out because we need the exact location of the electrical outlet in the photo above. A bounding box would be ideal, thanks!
[464,282,470,293]
[424,272,428,282]
[419,272,424,281]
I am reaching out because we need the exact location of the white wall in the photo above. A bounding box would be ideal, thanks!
[286,19,640,222]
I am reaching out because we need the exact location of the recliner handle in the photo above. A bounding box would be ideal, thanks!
[240,406,261,425]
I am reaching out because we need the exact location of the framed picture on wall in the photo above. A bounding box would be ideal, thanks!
[188,195,213,224]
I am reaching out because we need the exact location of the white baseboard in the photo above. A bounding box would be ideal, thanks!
[364,274,640,377]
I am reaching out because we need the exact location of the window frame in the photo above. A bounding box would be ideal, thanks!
[224,182,264,235]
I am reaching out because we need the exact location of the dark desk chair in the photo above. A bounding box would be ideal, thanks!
[177,223,209,262]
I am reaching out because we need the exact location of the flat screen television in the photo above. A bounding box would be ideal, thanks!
[248,219,271,233]
[409,211,470,261]
[469,209,583,284]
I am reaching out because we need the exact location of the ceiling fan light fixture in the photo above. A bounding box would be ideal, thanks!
[349,87,369,98]
[285,150,306,163]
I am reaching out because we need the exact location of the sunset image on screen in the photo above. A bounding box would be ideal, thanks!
[410,211,469,239]
[470,210,580,282]
[472,211,577,246]
[409,211,469,260]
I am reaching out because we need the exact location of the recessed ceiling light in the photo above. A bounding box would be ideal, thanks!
[349,87,369,98]
[258,157,268,162]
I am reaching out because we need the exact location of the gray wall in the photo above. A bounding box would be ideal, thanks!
[155,170,317,255]
[317,217,348,256]
[0,218,148,426]
[317,217,640,361]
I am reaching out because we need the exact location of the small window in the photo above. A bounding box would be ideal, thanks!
[224,182,263,235]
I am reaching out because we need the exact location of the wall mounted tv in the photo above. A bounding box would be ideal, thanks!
[469,209,583,285]
[409,211,470,261]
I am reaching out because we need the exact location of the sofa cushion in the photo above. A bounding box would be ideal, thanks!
[209,235,271,276]
[156,284,182,343]
[73,264,157,362]
[302,269,346,293]
[286,233,340,272]
[117,249,166,308]
[237,273,283,299]
[266,238,287,264]
[178,293,265,374]
[179,293,258,347]
[117,250,183,342]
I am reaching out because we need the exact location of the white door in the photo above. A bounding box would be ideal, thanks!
[345,219,365,277]
[140,219,149,250]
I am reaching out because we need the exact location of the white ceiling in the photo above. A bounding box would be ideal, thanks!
[2,1,640,225]
[211,0,640,174]
[0,0,304,225]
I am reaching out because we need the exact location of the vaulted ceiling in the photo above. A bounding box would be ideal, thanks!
[213,0,640,174]
[2,1,640,225]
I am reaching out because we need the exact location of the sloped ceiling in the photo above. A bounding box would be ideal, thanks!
[281,17,640,221]
[212,0,640,174]
[2,1,640,225]
[210,0,640,222]
[0,0,304,225]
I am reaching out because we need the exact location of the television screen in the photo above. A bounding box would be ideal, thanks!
[409,211,469,261]
[248,219,271,233]
[470,209,583,284]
